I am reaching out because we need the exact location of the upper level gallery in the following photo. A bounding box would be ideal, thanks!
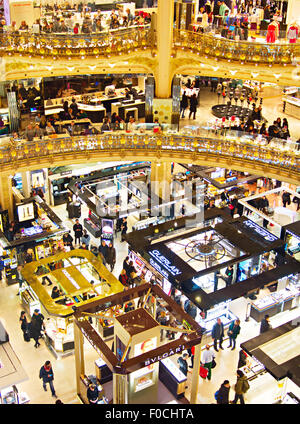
[2,27,300,87]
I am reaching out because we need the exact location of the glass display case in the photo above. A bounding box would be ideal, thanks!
[44,316,74,356]
[133,367,156,393]
[0,385,30,404]
[196,301,237,334]
[20,285,40,315]
[159,358,187,399]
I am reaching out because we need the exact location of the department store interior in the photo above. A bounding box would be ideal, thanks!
[0,0,299,406]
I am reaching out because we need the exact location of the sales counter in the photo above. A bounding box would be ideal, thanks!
[159,358,187,399]
[95,358,113,384]
[250,275,300,322]
[111,99,145,121]
[283,96,300,119]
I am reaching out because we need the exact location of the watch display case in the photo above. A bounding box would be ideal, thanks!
[133,367,155,393]
[196,301,237,334]
[159,358,187,399]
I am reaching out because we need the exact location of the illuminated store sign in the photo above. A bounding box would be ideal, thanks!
[243,220,278,242]
[149,258,169,280]
[144,345,185,366]
[149,250,182,276]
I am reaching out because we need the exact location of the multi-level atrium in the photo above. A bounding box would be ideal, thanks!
[0,0,299,406]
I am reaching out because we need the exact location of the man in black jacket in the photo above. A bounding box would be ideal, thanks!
[212,318,224,351]
[73,219,83,245]
[177,353,189,376]
[39,360,57,398]
[30,309,45,347]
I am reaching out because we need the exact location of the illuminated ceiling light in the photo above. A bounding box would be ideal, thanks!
[200,63,205,68]
[212,66,219,72]
[230,70,237,75]
[89,65,97,70]
[251,72,259,78]
[29,65,34,70]
[46,66,53,71]
[108,63,116,68]
[274,73,281,79]
[67,66,74,71]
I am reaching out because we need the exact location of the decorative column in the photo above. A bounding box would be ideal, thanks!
[150,162,172,216]
[0,173,14,221]
[190,343,201,404]
[74,323,85,399]
[155,0,174,99]
[113,371,128,404]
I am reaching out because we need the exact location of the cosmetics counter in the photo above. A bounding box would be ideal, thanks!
[250,274,300,322]
[0,386,30,405]
[195,301,237,335]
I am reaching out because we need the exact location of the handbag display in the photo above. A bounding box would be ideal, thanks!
[199,365,209,379]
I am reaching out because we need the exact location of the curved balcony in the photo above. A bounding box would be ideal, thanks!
[0,26,153,59]
[1,27,299,66]
[173,30,300,65]
[1,131,299,185]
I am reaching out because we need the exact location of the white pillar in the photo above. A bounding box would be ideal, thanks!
[286,0,300,26]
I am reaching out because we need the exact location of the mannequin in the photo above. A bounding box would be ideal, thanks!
[266,19,279,42]
[287,22,299,44]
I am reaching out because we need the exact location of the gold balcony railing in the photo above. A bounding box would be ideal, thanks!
[173,30,300,65]
[1,26,299,66]
[1,131,299,183]
[0,26,153,59]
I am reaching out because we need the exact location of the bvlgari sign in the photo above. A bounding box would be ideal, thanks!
[144,344,185,367]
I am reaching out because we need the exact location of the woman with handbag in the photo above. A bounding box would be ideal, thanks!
[227,319,241,350]
[200,344,216,381]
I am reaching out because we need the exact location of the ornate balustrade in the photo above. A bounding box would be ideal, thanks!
[0,26,153,59]
[173,30,300,65]
[1,131,299,184]
[0,27,299,66]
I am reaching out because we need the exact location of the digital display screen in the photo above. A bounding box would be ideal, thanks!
[17,203,35,222]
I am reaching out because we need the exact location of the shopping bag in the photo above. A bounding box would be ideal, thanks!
[199,365,208,379]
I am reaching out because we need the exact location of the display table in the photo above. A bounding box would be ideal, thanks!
[44,319,74,357]
[84,217,101,238]
[159,358,187,399]
[250,287,297,322]
[283,96,300,119]
[95,358,113,384]
[273,207,298,226]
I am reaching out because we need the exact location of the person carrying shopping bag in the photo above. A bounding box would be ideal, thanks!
[200,344,216,381]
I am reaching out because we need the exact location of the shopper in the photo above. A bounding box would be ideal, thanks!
[282,191,291,208]
[215,380,230,404]
[177,353,189,376]
[227,319,241,350]
[73,219,83,245]
[81,230,90,249]
[63,231,74,249]
[51,286,62,299]
[87,383,99,404]
[201,344,215,381]
[98,240,108,266]
[224,264,234,287]
[120,217,128,242]
[188,93,198,120]
[122,256,131,274]
[119,269,130,287]
[106,242,116,272]
[16,264,24,295]
[231,370,249,404]
[19,311,30,342]
[39,360,57,398]
[260,314,272,334]
[180,91,189,118]
[237,349,248,369]
[30,309,45,347]
[212,318,224,352]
